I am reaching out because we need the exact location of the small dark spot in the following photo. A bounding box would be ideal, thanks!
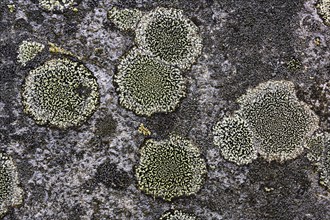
[67,205,84,220]
[75,84,92,99]
[95,160,131,190]
[87,0,99,9]
[95,114,117,138]
[26,10,45,24]
[14,18,33,32]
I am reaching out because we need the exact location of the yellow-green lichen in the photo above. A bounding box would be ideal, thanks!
[39,0,77,12]
[22,58,100,129]
[115,48,186,116]
[0,152,23,218]
[135,7,202,70]
[136,135,207,201]
[159,210,198,220]
[237,80,319,162]
[317,0,330,26]
[108,7,143,31]
[17,40,45,66]
[213,114,257,165]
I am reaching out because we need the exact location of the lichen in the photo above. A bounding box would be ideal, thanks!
[159,210,198,220]
[17,40,45,66]
[318,133,330,190]
[306,132,327,163]
[135,7,202,70]
[22,58,100,129]
[95,160,131,190]
[108,7,143,31]
[237,80,319,162]
[213,114,257,165]
[38,0,77,12]
[317,0,330,26]
[0,152,23,218]
[135,135,207,201]
[138,123,151,136]
[115,48,186,116]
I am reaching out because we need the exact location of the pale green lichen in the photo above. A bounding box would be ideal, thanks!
[213,115,257,165]
[135,135,207,201]
[108,7,143,31]
[318,133,330,190]
[115,48,186,116]
[317,0,330,26]
[39,0,76,12]
[22,58,100,129]
[306,132,327,163]
[17,41,45,66]
[135,7,202,70]
[0,152,23,218]
[159,210,198,220]
[237,80,319,162]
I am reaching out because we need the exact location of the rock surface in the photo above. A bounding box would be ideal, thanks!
[0,0,329,219]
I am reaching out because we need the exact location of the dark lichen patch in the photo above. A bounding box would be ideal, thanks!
[86,0,99,9]
[94,114,117,140]
[25,10,45,24]
[214,0,305,90]
[67,204,85,220]
[144,96,199,138]
[222,0,304,48]
[297,78,330,132]
[245,158,324,219]
[0,41,18,61]
[172,96,200,136]
[111,0,138,8]
[63,22,79,36]
[94,160,131,190]
[14,18,33,32]
[145,114,176,139]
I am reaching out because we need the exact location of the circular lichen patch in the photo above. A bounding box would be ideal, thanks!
[115,49,186,116]
[237,80,319,162]
[135,7,202,70]
[213,115,257,165]
[22,58,100,129]
[135,135,207,201]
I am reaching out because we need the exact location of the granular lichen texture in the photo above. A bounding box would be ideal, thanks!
[159,210,198,220]
[17,40,44,66]
[135,7,202,70]
[237,80,319,162]
[108,7,143,31]
[312,133,330,190]
[317,0,330,26]
[213,115,257,165]
[38,0,77,12]
[115,49,186,116]
[22,58,100,129]
[135,135,207,201]
[306,132,327,163]
[0,152,23,218]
